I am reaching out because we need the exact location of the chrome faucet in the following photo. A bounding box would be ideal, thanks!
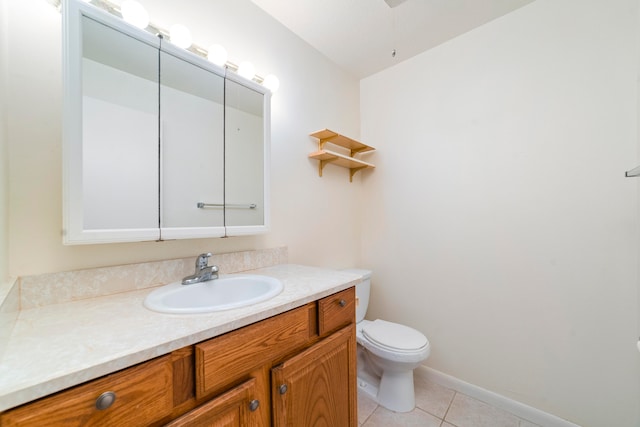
[182,252,219,285]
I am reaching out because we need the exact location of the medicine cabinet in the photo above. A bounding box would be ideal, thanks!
[62,0,270,244]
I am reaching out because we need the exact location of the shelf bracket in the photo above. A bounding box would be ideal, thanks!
[318,136,338,151]
[349,166,367,182]
[319,159,333,177]
[350,147,367,157]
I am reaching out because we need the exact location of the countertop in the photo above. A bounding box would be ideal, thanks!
[0,264,361,412]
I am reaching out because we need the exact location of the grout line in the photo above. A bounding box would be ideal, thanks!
[358,393,379,427]
[441,390,457,423]
[361,403,378,426]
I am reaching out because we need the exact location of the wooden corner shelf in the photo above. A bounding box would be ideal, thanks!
[309,129,375,182]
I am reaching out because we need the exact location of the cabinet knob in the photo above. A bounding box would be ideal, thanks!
[95,391,116,410]
[339,299,347,307]
[249,399,260,412]
[278,384,288,395]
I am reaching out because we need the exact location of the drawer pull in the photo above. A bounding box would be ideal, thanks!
[278,384,288,395]
[95,391,116,410]
[249,399,260,412]
[339,299,347,307]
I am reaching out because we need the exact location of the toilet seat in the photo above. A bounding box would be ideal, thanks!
[362,319,429,353]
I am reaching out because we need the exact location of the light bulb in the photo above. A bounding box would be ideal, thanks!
[262,74,280,93]
[207,44,228,67]
[170,24,192,49]
[237,61,256,80]
[121,0,149,29]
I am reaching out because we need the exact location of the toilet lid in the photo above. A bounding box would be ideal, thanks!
[362,319,428,351]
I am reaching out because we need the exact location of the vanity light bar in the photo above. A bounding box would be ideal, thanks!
[46,0,276,88]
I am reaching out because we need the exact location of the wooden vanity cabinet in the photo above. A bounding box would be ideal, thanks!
[0,287,356,427]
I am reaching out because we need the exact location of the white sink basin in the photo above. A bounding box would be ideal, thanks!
[144,274,284,314]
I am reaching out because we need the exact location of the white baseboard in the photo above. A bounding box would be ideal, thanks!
[415,365,582,427]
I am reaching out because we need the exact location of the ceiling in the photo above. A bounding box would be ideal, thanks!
[251,0,536,78]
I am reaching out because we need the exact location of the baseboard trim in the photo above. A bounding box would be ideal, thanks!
[415,366,582,427]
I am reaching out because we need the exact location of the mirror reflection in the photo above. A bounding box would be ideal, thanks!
[81,15,159,231]
[160,51,225,234]
[224,78,265,228]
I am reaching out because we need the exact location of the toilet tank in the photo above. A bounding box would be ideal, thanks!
[342,269,371,323]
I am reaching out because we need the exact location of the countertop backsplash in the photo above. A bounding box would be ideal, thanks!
[18,247,288,310]
[0,277,19,361]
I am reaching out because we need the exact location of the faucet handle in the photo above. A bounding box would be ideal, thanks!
[196,253,213,269]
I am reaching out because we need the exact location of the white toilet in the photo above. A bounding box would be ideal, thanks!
[345,269,431,413]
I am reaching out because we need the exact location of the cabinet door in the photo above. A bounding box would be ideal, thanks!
[159,45,225,239]
[271,325,357,427]
[223,75,271,236]
[63,0,161,244]
[166,377,261,427]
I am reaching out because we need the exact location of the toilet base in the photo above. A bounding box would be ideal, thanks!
[357,348,417,413]
[357,370,379,402]
[377,369,416,412]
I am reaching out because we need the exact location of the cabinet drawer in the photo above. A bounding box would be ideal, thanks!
[195,303,315,398]
[318,287,355,336]
[0,355,173,427]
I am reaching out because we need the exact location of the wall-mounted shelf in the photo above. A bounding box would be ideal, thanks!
[309,129,375,182]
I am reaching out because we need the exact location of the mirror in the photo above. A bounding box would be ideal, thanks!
[224,76,268,233]
[63,0,270,244]
[159,49,225,239]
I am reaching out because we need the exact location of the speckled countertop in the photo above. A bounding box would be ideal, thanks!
[0,264,361,412]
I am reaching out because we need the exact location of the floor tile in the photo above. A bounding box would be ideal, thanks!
[358,391,378,425]
[356,377,536,427]
[445,394,520,427]
[519,419,541,427]
[362,406,442,427]
[414,375,456,418]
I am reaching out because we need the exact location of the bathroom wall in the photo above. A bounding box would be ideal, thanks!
[0,0,8,283]
[360,0,640,426]
[6,0,362,277]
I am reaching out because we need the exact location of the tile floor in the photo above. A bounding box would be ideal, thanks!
[358,375,541,427]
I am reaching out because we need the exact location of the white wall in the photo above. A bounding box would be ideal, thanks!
[0,0,8,283]
[360,0,640,426]
[6,0,361,276]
